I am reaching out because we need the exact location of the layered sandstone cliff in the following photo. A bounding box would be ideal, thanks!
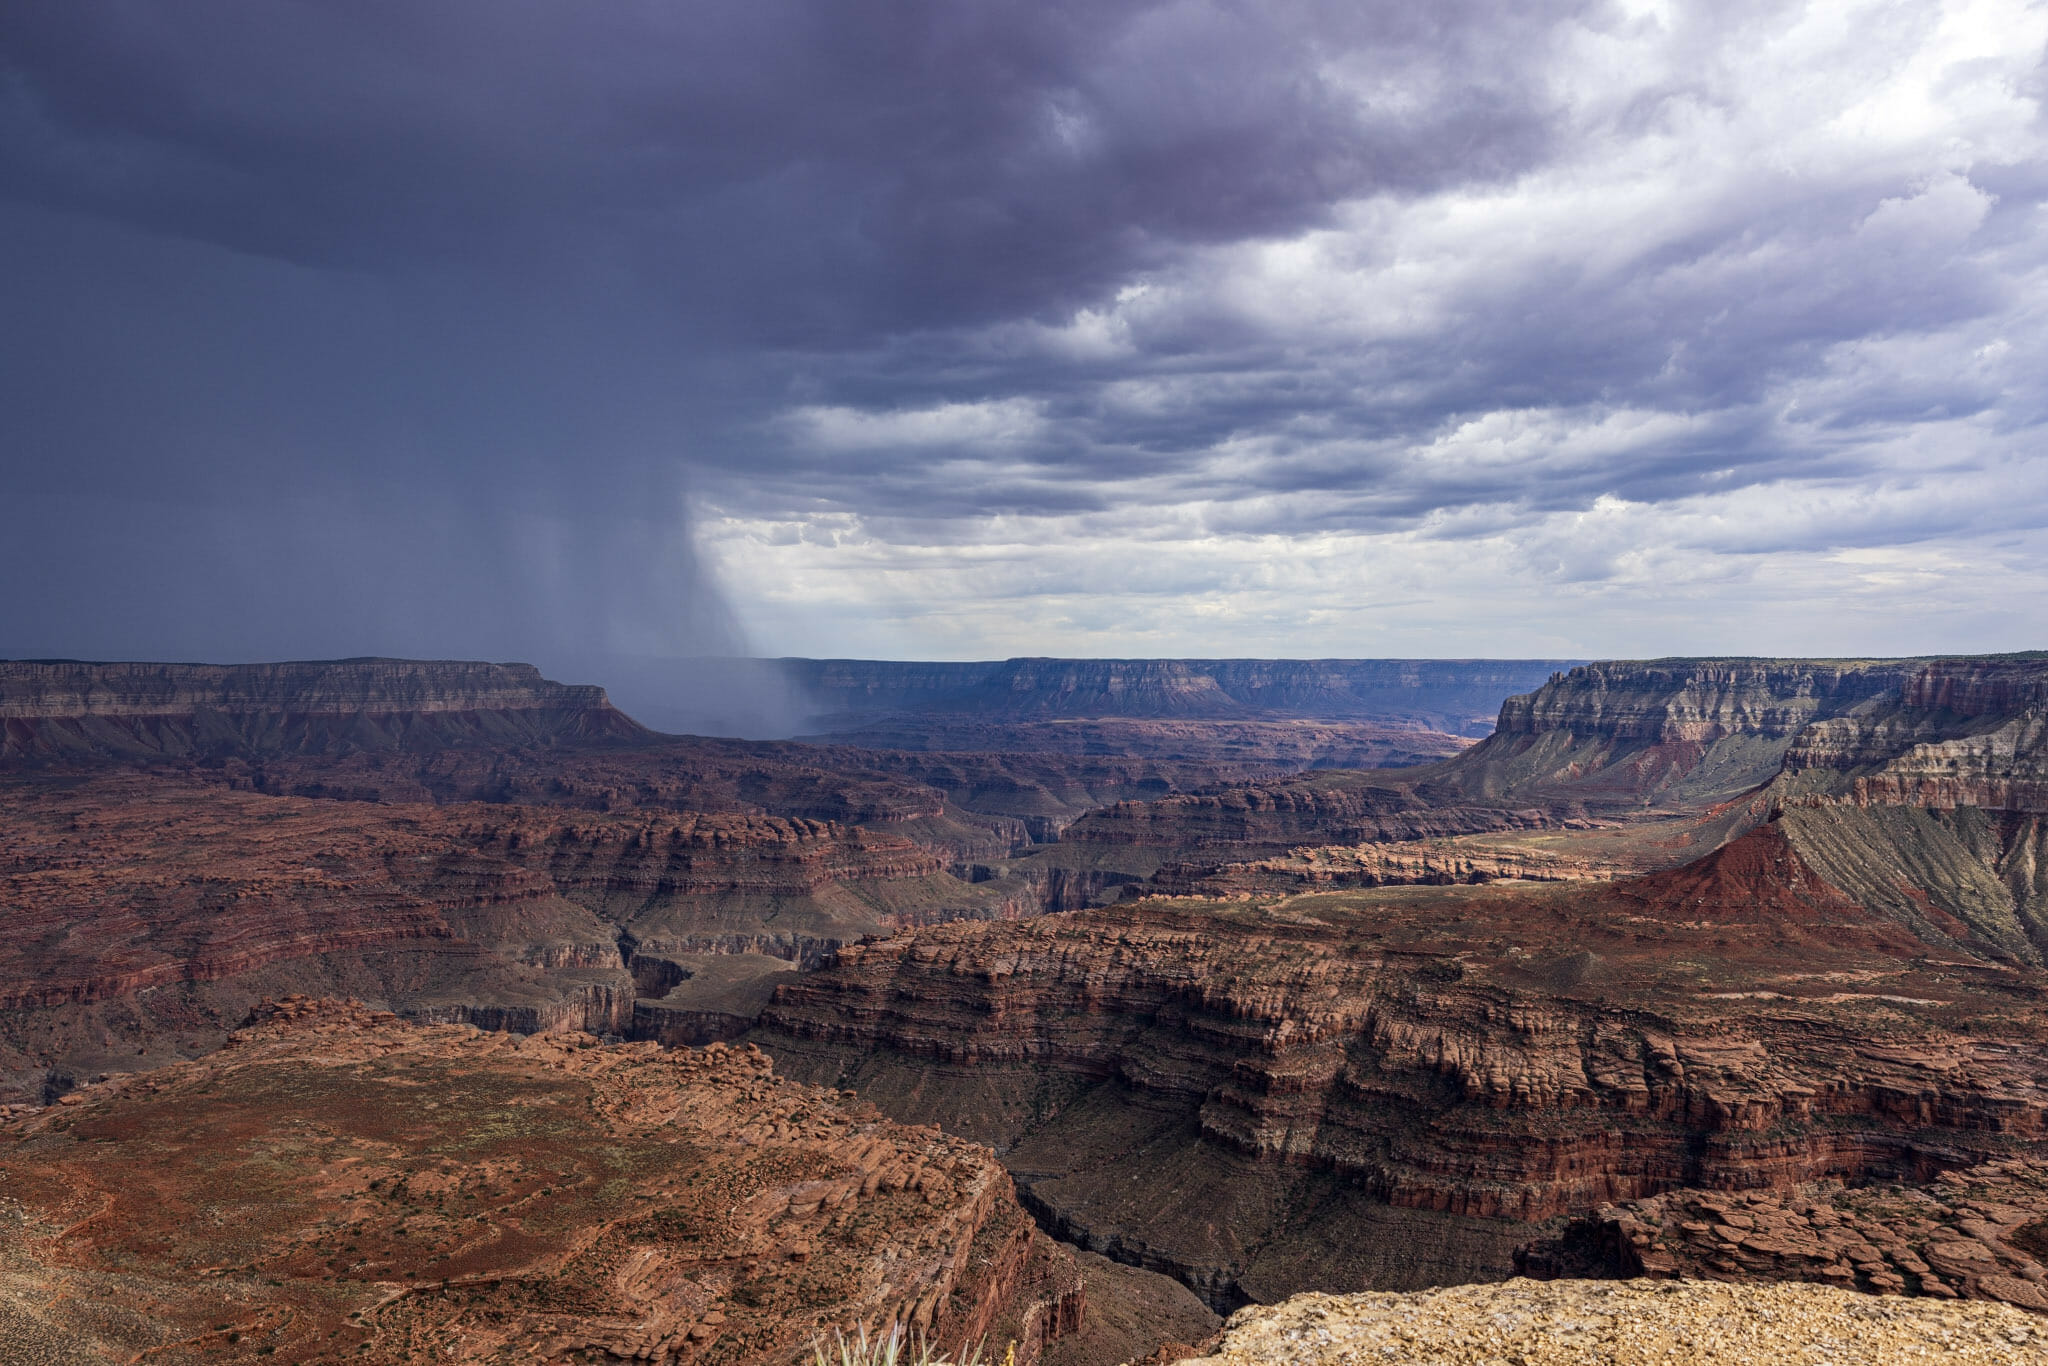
[1756,656,2048,963]
[1435,657,1916,810]
[763,657,1575,736]
[0,999,1083,1365]
[0,657,649,763]
[756,827,2048,1306]
[1782,654,2048,813]
[1522,1157,2048,1311]
[0,773,1015,1103]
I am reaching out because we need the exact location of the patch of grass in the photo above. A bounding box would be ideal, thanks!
[811,1325,1000,1366]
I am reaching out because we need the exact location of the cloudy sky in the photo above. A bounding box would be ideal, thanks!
[3,0,2045,678]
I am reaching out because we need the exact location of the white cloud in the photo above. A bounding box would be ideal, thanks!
[701,0,2048,659]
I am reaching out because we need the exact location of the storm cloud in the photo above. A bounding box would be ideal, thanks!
[3,0,2044,678]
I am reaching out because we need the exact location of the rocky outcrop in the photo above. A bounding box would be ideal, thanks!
[1434,658,1917,810]
[1148,834,1627,897]
[1177,1279,2041,1365]
[1060,777,1549,854]
[755,829,2048,1305]
[0,998,1081,1364]
[0,657,650,764]
[0,773,1015,1102]
[1782,655,2048,814]
[1523,1157,2048,1313]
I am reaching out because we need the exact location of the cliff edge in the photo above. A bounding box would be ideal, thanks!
[0,657,651,763]
[1174,1279,2037,1365]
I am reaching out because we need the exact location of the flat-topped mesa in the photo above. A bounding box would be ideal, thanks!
[0,1000,1084,1365]
[0,657,651,764]
[1780,655,2048,812]
[1751,656,2048,964]
[774,657,1576,736]
[1438,658,1919,811]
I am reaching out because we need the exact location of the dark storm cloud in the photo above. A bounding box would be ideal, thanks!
[0,0,1592,676]
[0,0,1576,335]
[3,0,2042,670]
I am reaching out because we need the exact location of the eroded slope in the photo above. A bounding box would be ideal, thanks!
[0,998,1082,1365]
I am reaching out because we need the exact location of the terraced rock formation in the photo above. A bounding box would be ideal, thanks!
[0,657,649,763]
[1741,654,2048,964]
[0,998,1083,1364]
[1444,657,1918,810]
[0,774,1015,1103]
[756,826,2048,1307]
[751,654,2048,1310]
[1029,656,1965,908]
[204,732,1416,862]
[1521,1157,2048,1311]
[705,656,1575,737]
[12,649,2048,1340]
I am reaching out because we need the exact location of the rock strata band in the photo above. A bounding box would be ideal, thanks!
[3,652,2047,1362]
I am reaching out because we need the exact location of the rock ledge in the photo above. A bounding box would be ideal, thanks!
[1174,1277,2039,1365]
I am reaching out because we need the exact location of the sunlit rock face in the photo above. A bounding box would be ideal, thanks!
[1174,1279,2040,1366]
[753,656,2048,1310]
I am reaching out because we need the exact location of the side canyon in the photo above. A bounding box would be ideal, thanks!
[6,652,2048,1359]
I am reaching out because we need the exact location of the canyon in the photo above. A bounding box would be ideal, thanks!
[0,998,1083,1364]
[663,656,1575,740]
[749,654,2048,1311]
[6,651,2048,1359]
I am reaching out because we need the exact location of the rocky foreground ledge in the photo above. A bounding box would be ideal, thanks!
[1174,1278,2040,1365]
[0,998,1079,1364]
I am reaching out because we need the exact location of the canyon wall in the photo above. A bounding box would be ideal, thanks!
[1763,655,2048,963]
[1031,659,1917,887]
[0,774,1020,1102]
[1434,657,1919,810]
[0,657,649,763]
[1522,1157,2048,1311]
[750,657,1577,737]
[755,827,2048,1307]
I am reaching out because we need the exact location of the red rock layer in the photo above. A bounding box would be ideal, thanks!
[0,773,1017,1100]
[0,998,1083,1364]
[756,826,2048,1296]
[0,781,946,1007]
[1061,778,1547,853]
[1523,1158,2048,1314]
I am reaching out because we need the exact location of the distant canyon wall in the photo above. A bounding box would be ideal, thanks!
[669,657,1579,738]
[0,657,648,763]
